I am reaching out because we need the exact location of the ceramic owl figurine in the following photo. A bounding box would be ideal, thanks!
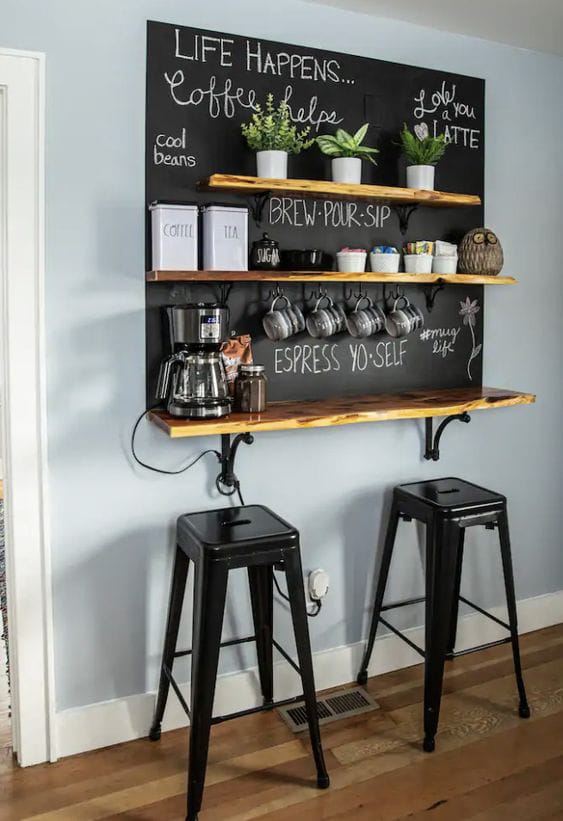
[458,228,504,276]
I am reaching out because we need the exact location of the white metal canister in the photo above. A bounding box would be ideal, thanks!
[202,205,248,271]
[150,203,198,271]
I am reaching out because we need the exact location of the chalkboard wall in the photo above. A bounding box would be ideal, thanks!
[145,21,485,405]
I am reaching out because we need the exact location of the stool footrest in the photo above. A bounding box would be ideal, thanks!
[174,635,256,659]
[458,596,510,631]
[163,665,191,720]
[272,639,301,676]
[381,595,425,612]
[447,636,512,659]
[211,694,305,726]
[379,617,425,658]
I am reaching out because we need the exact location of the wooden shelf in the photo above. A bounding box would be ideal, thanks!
[198,173,481,208]
[150,386,535,439]
[147,270,517,285]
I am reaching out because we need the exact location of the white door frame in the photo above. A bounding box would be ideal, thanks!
[0,48,54,766]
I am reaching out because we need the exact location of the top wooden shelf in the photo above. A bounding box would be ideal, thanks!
[198,173,481,208]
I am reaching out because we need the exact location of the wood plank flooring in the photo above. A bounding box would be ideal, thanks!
[1,623,562,820]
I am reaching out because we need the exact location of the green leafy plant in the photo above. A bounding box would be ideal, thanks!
[400,123,447,165]
[241,94,314,154]
[316,124,379,165]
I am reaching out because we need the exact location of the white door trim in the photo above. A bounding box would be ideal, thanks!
[0,48,54,765]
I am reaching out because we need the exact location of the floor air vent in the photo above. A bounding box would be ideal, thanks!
[278,687,379,733]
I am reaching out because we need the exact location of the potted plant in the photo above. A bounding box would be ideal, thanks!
[399,123,447,190]
[316,124,378,184]
[241,94,314,179]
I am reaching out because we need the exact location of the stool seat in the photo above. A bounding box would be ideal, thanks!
[177,505,298,555]
[397,477,505,519]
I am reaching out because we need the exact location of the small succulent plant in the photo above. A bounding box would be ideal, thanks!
[400,123,447,165]
[241,94,314,154]
[316,124,379,165]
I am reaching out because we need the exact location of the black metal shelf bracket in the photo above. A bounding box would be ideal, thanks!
[216,432,254,495]
[422,279,446,313]
[392,204,419,234]
[250,192,271,226]
[218,282,234,306]
[424,412,471,461]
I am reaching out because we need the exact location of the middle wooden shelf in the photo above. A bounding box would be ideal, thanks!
[146,270,517,285]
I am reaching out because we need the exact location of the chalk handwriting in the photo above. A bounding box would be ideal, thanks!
[269,198,391,229]
[413,81,480,149]
[152,128,196,167]
[419,326,461,358]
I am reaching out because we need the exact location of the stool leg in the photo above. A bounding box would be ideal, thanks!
[357,499,400,686]
[150,546,189,741]
[446,527,465,658]
[283,547,330,790]
[498,510,530,719]
[423,519,459,753]
[248,565,274,704]
[187,561,229,821]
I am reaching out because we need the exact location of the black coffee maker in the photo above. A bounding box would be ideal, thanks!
[156,304,231,418]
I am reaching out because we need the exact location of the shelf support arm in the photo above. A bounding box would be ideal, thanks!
[250,192,271,226]
[392,204,419,235]
[216,432,254,495]
[422,279,445,312]
[424,412,471,461]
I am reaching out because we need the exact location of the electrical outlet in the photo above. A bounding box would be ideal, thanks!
[308,569,330,601]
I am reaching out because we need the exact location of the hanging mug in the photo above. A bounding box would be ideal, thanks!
[306,293,343,339]
[262,293,305,341]
[346,295,386,339]
[385,295,417,338]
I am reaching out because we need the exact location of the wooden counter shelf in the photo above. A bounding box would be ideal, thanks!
[150,386,535,439]
[198,173,481,208]
[147,270,517,285]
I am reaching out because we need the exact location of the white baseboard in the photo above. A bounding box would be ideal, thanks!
[55,589,563,760]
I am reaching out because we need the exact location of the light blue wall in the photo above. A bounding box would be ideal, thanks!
[1,0,562,711]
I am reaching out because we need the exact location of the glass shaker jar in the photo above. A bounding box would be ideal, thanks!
[235,365,267,413]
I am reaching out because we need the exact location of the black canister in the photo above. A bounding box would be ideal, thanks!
[249,233,280,270]
[235,365,267,413]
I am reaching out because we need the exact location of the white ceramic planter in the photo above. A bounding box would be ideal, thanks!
[332,157,362,184]
[256,150,288,179]
[432,255,458,274]
[336,251,367,272]
[406,164,435,190]
[403,254,433,274]
[369,252,400,274]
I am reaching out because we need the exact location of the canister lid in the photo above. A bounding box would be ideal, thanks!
[252,232,278,248]
[149,200,198,210]
[201,203,249,213]
[240,364,265,374]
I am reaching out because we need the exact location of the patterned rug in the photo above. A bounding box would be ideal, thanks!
[0,501,7,685]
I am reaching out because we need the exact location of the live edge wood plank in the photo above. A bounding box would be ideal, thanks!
[198,173,482,207]
[149,386,535,439]
[146,270,517,285]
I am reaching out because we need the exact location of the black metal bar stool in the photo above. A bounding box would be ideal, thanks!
[149,504,329,821]
[357,477,530,753]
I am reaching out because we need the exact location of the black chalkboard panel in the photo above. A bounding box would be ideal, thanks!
[145,21,485,405]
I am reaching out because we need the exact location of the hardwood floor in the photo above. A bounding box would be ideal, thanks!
[1,623,562,820]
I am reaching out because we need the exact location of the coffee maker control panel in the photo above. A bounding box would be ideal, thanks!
[200,315,221,341]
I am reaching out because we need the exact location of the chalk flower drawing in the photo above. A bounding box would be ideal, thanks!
[459,297,482,380]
